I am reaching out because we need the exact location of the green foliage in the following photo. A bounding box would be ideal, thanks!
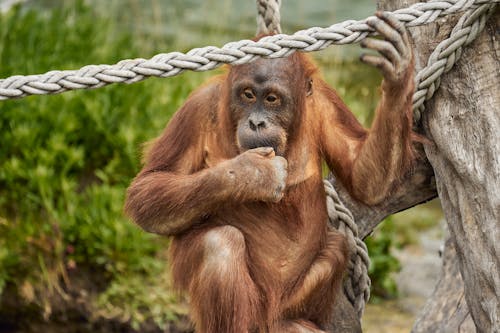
[0,0,209,325]
[0,0,413,326]
[365,217,402,300]
[318,53,382,125]
[96,268,187,330]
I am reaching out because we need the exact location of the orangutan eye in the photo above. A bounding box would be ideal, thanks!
[265,93,279,104]
[242,88,255,101]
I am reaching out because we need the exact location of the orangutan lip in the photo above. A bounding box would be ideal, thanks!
[241,137,279,155]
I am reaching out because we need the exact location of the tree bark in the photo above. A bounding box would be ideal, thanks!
[377,1,500,332]
[332,155,437,239]
[332,1,499,332]
[412,237,475,333]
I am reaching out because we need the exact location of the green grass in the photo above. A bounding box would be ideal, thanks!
[0,0,439,327]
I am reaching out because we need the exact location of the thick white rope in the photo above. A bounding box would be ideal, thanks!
[324,180,371,318]
[0,0,497,100]
[256,0,282,34]
[412,2,496,120]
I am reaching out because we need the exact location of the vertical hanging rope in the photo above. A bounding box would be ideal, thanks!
[256,0,282,34]
[255,0,370,317]
[325,180,371,317]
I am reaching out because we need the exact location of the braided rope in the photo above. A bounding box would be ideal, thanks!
[256,0,282,34]
[1,0,497,100]
[324,180,371,317]
[412,2,496,121]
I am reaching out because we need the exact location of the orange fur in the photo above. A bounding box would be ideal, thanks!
[125,51,415,332]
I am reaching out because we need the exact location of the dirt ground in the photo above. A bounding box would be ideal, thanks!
[362,299,425,333]
[363,223,443,333]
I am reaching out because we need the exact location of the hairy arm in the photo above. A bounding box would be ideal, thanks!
[125,83,287,236]
[320,12,415,205]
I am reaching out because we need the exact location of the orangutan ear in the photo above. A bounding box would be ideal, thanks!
[306,78,313,96]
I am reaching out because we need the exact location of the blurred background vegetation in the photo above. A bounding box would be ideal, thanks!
[0,0,443,331]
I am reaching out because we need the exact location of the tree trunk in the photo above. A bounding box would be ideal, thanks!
[332,1,499,332]
[412,237,475,333]
[333,156,437,239]
[420,23,499,333]
[377,1,500,332]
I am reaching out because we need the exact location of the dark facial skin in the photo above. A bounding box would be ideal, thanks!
[229,57,305,156]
